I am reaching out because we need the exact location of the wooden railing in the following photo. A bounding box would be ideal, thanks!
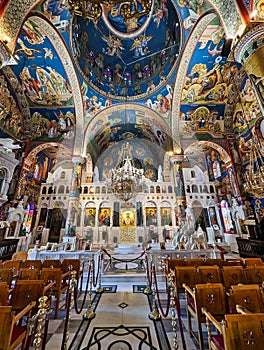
[0,239,19,261]
[236,237,264,260]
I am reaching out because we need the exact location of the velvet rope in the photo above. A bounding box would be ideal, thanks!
[152,264,170,318]
[101,247,150,263]
[174,294,187,350]
[73,262,92,314]
[61,284,72,350]
[92,252,102,287]
[145,253,152,287]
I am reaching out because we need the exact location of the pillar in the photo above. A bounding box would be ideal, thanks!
[233,20,264,116]
[170,153,186,226]
[64,157,84,237]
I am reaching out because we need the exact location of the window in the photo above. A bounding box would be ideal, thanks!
[191,170,195,178]
[192,184,198,193]
[58,185,64,194]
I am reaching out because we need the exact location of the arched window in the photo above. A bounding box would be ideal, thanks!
[58,185,64,194]
[210,185,214,193]
[102,186,106,194]
[83,186,88,194]
[0,168,6,194]
[60,171,66,179]
[42,187,47,194]
[168,186,173,193]
[192,184,198,193]
[156,186,161,193]
[95,186,100,194]
[150,186,154,193]
[48,186,53,194]
[203,185,209,193]
[191,170,195,178]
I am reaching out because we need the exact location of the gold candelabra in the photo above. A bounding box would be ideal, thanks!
[244,134,264,198]
[107,142,146,202]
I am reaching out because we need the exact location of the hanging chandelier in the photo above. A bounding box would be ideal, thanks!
[106,142,146,201]
[68,0,153,24]
[244,134,264,198]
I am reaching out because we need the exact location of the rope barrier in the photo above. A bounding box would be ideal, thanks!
[73,261,92,314]
[152,264,170,318]
[145,253,153,287]
[92,251,102,287]
[101,247,149,263]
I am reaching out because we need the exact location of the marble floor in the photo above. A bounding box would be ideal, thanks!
[29,277,206,350]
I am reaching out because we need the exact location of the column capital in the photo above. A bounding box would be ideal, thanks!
[170,154,185,164]
[72,156,85,165]
[233,21,264,64]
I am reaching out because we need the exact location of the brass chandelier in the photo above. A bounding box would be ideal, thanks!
[68,0,153,24]
[107,142,146,202]
[244,134,264,198]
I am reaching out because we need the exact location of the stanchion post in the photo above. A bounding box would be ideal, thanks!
[84,255,95,320]
[62,271,76,350]
[33,296,49,350]
[97,251,104,293]
[148,261,161,321]
[144,250,152,295]
[168,272,179,350]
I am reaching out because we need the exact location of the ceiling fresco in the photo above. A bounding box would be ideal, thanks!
[0,0,261,197]
[72,0,181,99]
[85,104,172,160]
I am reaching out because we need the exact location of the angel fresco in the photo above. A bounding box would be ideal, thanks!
[130,34,152,57]
[102,34,125,58]
[153,0,169,28]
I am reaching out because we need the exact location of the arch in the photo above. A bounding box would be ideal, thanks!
[83,103,172,159]
[58,185,64,194]
[28,15,83,154]
[24,143,72,169]
[0,168,7,195]
[171,11,218,150]
[192,184,199,193]
[185,140,231,164]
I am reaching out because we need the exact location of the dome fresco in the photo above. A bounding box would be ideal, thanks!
[71,0,181,99]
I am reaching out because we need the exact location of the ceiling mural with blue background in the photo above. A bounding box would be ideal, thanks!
[0,0,263,204]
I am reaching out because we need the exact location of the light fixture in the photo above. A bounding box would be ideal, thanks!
[244,133,264,198]
[68,0,153,24]
[106,142,146,201]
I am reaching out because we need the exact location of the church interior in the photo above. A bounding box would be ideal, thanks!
[1,0,264,349]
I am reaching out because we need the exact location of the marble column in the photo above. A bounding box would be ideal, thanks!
[64,157,84,237]
[170,153,186,226]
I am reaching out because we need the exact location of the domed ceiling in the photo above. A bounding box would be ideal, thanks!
[72,0,181,99]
